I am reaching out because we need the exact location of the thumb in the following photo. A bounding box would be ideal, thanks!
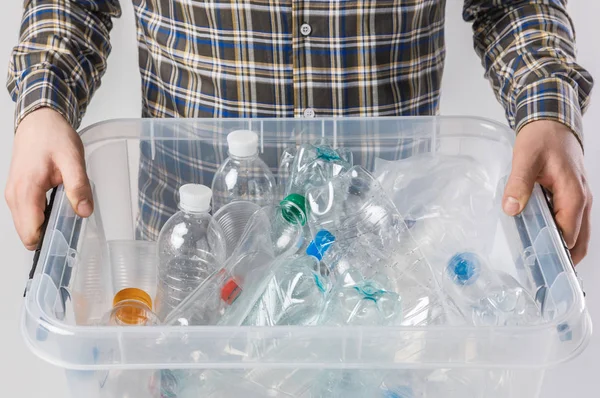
[503,149,542,216]
[56,151,94,217]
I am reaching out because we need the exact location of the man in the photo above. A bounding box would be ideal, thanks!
[5,0,593,263]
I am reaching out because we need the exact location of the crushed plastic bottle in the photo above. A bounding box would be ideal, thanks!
[444,252,541,326]
[242,236,332,326]
[155,184,226,321]
[306,166,423,287]
[211,130,276,213]
[283,138,353,197]
[373,154,498,272]
[164,196,307,327]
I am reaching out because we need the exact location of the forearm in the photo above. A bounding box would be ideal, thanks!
[464,0,593,146]
[6,0,121,130]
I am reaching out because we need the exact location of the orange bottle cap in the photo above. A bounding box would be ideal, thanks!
[112,288,154,325]
[113,288,153,309]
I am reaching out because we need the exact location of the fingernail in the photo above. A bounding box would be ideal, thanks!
[503,196,521,216]
[77,199,93,216]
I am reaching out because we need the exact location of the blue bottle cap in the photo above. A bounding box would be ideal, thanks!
[447,252,482,285]
[306,229,335,260]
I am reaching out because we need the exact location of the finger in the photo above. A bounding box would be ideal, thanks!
[569,195,591,264]
[552,176,586,249]
[8,181,47,250]
[503,149,541,216]
[56,152,94,217]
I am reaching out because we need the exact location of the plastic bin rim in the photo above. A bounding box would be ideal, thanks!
[21,307,593,371]
[77,115,516,143]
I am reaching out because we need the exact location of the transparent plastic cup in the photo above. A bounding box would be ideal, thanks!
[212,201,261,259]
[108,240,158,301]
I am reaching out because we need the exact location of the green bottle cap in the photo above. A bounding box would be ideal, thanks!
[281,193,307,226]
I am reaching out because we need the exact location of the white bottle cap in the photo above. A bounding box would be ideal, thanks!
[227,130,259,157]
[179,184,212,213]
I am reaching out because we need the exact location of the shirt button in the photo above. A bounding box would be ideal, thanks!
[303,108,315,118]
[300,23,312,36]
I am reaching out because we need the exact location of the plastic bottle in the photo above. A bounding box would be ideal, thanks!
[242,233,333,326]
[100,288,160,397]
[284,138,353,197]
[211,130,276,213]
[306,166,410,255]
[164,195,307,327]
[155,184,226,321]
[444,252,541,326]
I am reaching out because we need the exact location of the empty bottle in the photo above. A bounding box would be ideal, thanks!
[164,196,307,327]
[444,252,541,326]
[284,138,353,197]
[306,166,409,250]
[155,184,226,321]
[243,234,333,326]
[306,167,424,292]
[211,130,276,213]
[100,288,160,397]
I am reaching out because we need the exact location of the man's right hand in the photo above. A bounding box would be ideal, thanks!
[5,108,93,250]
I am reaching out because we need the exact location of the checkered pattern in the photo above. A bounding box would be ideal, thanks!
[6,0,594,238]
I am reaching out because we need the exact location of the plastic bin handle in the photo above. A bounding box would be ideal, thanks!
[24,187,58,298]
[541,186,585,297]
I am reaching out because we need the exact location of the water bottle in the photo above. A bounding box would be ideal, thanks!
[155,184,226,321]
[211,130,276,213]
[444,252,541,326]
[242,237,332,326]
[306,166,411,255]
[100,288,160,397]
[164,195,307,327]
[373,154,499,272]
[284,138,353,197]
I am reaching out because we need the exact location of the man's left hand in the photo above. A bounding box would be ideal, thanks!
[502,120,592,265]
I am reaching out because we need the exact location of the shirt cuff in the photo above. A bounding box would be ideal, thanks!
[12,66,81,131]
[514,77,584,148]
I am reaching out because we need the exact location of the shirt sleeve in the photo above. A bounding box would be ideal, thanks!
[463,0,594,147]
[6,0,122,130]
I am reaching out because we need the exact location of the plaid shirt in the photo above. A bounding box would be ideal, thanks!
[6,0,594,239]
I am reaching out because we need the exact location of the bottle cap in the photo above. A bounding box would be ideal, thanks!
[113,287,153,308]
[179,184,212,213]
[227,130,259,157]
[281,193,307,226]
[306,229,335,260]
[447,252,482,285]
[112,288,154,325]
[221,278,242,305]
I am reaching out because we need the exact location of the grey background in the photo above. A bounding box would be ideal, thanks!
[0,0,598,396]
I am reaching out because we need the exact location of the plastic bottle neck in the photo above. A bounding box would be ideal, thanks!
[228,151,258,161]
[280,194,307,226]
[179,206,210,216]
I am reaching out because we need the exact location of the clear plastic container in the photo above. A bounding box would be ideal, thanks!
[22,118,590,398]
